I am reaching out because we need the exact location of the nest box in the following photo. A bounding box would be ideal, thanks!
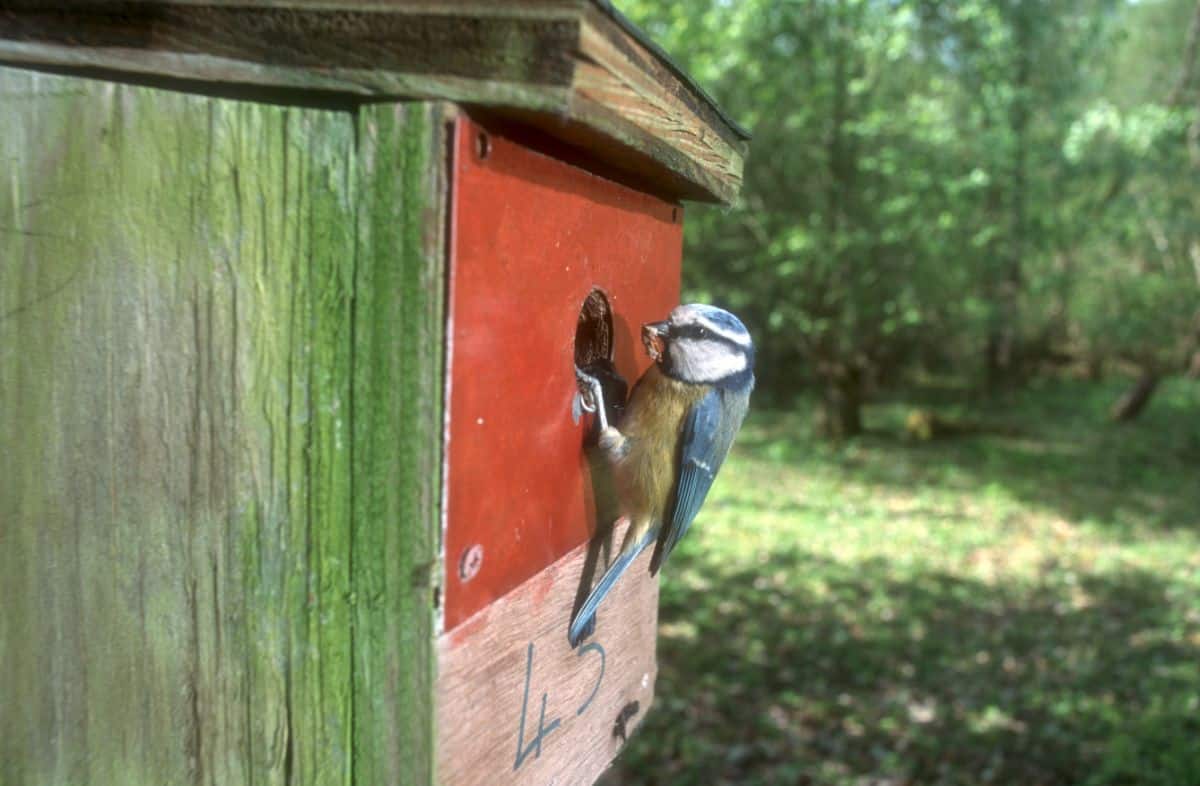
[0,4,747,785]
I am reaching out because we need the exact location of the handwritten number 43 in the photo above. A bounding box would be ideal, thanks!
[513,641,605,771]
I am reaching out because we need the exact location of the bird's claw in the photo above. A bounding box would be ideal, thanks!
[574,366,609,430]
[575,368,598,413]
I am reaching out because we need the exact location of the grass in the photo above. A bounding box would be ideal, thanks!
[602,378,1200,786]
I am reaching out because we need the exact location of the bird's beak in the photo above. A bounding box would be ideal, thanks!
[641,320,669,362]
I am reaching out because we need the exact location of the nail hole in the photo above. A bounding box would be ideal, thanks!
[475,130,491,160]
[575,289,614,369]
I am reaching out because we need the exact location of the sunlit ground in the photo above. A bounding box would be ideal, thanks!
[603,378,1200,786]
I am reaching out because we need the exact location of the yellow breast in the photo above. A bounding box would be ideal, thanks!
[615,365,711,524]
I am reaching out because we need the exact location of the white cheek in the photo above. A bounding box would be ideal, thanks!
[676,345,746,382]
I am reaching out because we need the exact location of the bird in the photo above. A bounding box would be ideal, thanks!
[570,303,754,646]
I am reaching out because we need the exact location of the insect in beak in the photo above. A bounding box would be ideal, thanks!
[641,321,669,362]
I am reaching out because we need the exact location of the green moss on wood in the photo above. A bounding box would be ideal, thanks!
[349,102,446,786]
[0,67,444,785]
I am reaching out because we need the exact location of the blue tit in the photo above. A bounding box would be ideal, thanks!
[570,304,754,646]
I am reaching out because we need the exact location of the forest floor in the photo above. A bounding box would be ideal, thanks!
[602,378,1200,786]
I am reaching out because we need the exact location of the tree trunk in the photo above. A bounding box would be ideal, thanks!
[985,330,1016,390]
[1186,308,1200,378]
[987,3,1033,393]
[1110,370,1161,422]
[817,367,864,440]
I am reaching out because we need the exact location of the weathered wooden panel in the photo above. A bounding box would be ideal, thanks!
[0,68,444,785]
[351,101,446,786]
[437,516,658,786]
[0,1,749,204]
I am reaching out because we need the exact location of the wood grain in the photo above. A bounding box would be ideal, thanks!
[351,100,449,786]
[0,67,445,786]
[573,7,744,204]
[0,0,747,203]
[437,516,659,786]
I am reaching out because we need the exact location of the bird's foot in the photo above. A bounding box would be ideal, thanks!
[597,425,627,459]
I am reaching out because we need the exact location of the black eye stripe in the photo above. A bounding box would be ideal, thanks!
[671,323,744,349]
[670,323,705,340]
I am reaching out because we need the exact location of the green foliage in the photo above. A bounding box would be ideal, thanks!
[629,0,990,394]
[621,0,1200,420]
[603,380,1200,785]
[1087,699,1200,786]
[1062,0,1200,367]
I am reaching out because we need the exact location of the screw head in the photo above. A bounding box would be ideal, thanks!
[459,544,484,582]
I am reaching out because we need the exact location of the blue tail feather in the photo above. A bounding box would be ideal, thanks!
[568,528,657,647]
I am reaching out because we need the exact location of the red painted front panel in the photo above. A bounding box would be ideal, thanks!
[445,117,682,631]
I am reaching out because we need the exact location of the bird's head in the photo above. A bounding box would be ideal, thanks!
[642,304,755,389]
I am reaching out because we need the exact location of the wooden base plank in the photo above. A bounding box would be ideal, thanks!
[437,517,658,786]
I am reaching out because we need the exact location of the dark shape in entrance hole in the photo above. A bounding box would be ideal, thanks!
[575,288,613,368]
[572,287,627,428]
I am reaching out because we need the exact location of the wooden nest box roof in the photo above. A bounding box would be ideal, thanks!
[0,1,750,204]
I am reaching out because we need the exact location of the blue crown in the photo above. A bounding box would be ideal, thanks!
[689,304,750,339]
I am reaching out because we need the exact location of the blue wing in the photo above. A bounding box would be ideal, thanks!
[652,389,740,573]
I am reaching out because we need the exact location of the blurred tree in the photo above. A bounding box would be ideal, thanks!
[627,0,977,436]
[1063,0,1200,419]
[912,0,1120,387]
[621,0,1189,434]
